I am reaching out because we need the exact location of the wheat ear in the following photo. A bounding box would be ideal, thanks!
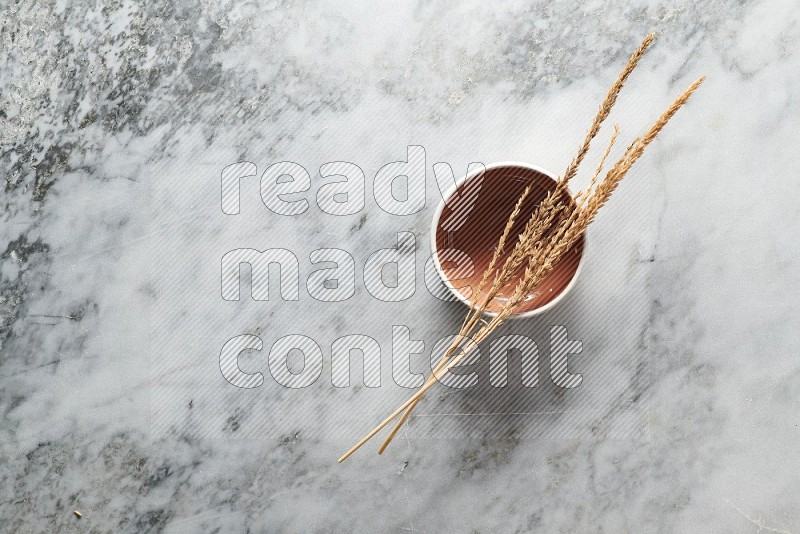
[338,47,705,464]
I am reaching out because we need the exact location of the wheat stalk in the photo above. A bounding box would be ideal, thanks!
[376,34,654,453]
[376,187,532,453]
[338,34,705,463]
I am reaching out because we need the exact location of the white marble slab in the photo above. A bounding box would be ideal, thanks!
[2,0,799,532]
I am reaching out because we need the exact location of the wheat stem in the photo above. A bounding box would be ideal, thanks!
[338,37,706,462]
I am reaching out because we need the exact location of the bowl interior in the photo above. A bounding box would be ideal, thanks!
[434,164,585,316]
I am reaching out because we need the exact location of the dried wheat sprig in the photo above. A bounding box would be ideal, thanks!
[377,333,470,453]
[575,124,620,206]
[373,35,654,455]
[338,44,705,464]
[378,186,537,453]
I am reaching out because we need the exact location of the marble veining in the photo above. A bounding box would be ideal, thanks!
[2,0,800,532]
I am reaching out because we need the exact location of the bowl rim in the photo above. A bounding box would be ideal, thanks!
[429,161,586,319]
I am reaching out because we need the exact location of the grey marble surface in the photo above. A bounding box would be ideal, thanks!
[2,0,800,532]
